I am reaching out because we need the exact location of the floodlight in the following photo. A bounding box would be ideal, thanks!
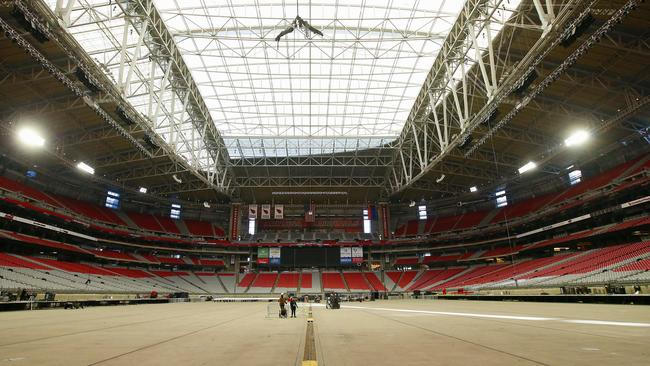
[17,127,45,148]
[565,130,590,147]
[76,162,95,175]
[203,201,211,208]
[139,187,148,194]
[518,161,537,174]
[469,186,478,192]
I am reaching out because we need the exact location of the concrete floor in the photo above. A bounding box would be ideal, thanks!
[0,300,649,365]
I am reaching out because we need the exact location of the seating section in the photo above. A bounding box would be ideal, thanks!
[396,271,419,289]
[184,219,214,236]
[408,268,465,291]
[364,272,387,291]
[490,194,554,224]
[56,196,126,226]
[342,272,371,290]
[322,272,346,290]
[432,264,508,290]
[90,250,139,262]
[237,273,257,288]
[0,176,63,208]
[395,257,419,265]
[156,217,181,234]
[454,211,490,230]
[126,212,164,232]
[300,272,318,293]
[0,231,90,254]
[250,273,278,288]
[275,272,299,293]
[517,242,650,286]
[0,252,51,269]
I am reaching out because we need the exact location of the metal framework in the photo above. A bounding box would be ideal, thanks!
[35,0,235,194]
[386,0,596,195]
[12,0,645,200]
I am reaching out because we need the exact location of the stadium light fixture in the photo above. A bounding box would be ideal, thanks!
[518,161,537,174]
[565,130,590,147]
[469,186,478,192]
[17,127,45,148]
[138,187,148,194]
[76,162,95,175]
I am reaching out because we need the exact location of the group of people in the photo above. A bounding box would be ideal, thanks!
[278,293,298,318]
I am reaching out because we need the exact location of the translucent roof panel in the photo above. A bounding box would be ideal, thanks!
[153,0,465,158]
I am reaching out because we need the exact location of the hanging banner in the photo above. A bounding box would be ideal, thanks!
[248,204,258,219]
[257,247,269,264]
[261,204,271,219]
[379,202,390,239]
[351,247,363,263]
[305,202,315,223]
[230,204,240,240]
[269,247,281,265]
[340,247,352,265]
[274,204,284,219]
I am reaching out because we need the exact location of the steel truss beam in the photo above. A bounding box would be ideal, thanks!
[386,0,595,196]
[15,0,234,196]
[229,154,393,168]
[115,0,235,192]
[234,176,386,188]
[467,0,644,155]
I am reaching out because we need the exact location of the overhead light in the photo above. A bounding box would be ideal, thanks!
[76,162,95,175]
[17,127,45,148]
[408,200,416,207]
[139,187,148,194]
[518,161,537,174]
[172,174,183,183]
[469,186,478,192]
[566,165,575,170]
[203,201,211,208]
[436,174,446,183]
[565,130,590,147]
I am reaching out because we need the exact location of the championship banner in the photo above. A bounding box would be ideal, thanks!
[351,247,363,263]
[230,204,240,240]
[257,247,269,264]
[248,204,258,219]
[269,247,281,265]
[261,204,271,219]
[274,204,284,219]
[340,247,352,265]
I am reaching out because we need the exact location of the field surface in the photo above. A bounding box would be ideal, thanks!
[1,299,649,365]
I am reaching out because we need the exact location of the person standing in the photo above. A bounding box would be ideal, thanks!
[289,296,298,318]
[279,293,287,318]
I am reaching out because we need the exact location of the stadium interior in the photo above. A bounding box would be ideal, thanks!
[0,0,649,365]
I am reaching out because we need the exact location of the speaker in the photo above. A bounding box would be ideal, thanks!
[561,14,595,47]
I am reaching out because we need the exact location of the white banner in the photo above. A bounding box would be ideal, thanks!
[351,247,363,263]
[274,204,284,219]
[269,247,281,258]
[261,204,271,219]
[340,247,351,257]
[248,204,258,219]
[351,247,363,257]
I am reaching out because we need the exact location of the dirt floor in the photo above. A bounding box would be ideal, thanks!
[1,299,649,365]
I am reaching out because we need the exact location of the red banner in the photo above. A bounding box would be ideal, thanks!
[379,202,390,239]
[230,204,240,240]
